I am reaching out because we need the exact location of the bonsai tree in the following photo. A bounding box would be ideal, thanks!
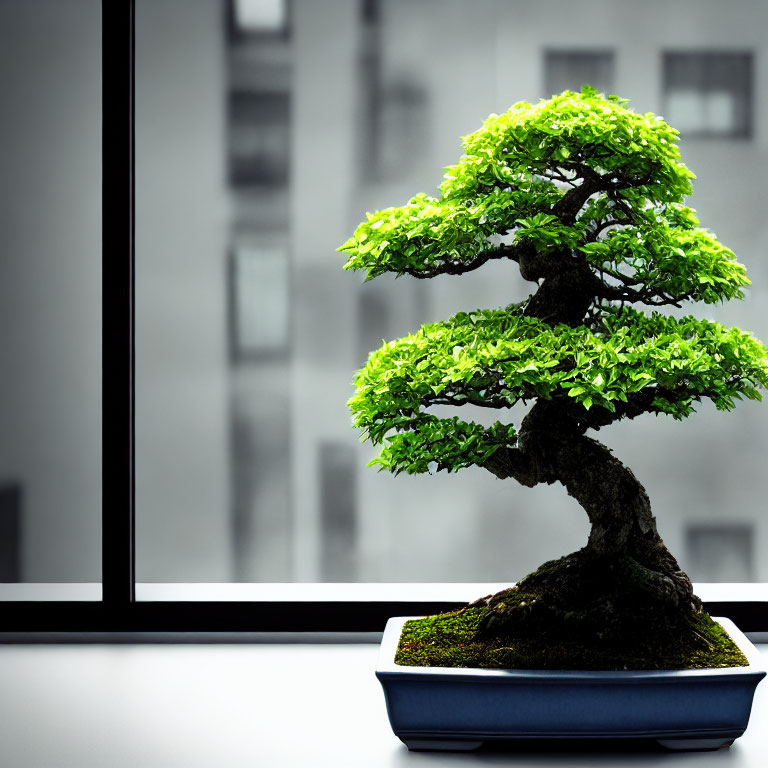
[340,87,768,658]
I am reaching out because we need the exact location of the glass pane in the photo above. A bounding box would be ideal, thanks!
[0,0,101,589]
[663,52,752,138]
[136,0,768,584]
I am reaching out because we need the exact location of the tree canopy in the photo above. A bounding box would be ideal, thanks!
[340,87,768,477]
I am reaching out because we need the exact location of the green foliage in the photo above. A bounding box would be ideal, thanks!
[440,87,694,204]
[367,416,516,476]
[340,87,748,305]
[342,87,768,477]
[339,190,521,280]
[578,206,749,305]
[350,305,768,474]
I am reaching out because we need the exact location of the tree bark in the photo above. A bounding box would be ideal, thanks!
[520,250,602,327]
[478,401,701,642]
[473,229,703,643]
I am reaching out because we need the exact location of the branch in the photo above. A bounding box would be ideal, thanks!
[402,242,519,279]
[549,162,659,226]
[550,176,603,224]
[422,379,523,411]
[481,446,542,486]
[605,190,638,223]
[538,167,578,187]
[424,394,512,410]
[611,168,658,190]
[586,217,626,241]
[594,280,683,308]
[594,264,642,288]
[568,384,700,432]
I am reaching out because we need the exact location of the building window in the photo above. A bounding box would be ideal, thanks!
[0,483,21,582]
[229,240,291,361]
[663,52,753,139]
[228,91,291,188]
[544,50,614,97]
[228,0,291,41]
[320,442,357,581]
[686,523,754,583]
[360,1,428,182]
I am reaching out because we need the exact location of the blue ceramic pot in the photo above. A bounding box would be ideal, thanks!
[376,616,765,752]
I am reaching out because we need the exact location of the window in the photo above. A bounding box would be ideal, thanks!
[0,0,101,590]
[663,52,753,138]
[136,0,768,587]
[227,0,292,188]
[229,91,291,187]
[319,442,357,581]
[544,50,614,97]
[360,0,429,182]
[229,240,291,360]
[0,484,21,582]
[1,0,766,636]
[228,0,290,40]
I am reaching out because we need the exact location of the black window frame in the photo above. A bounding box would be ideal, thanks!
[0,0,766,637]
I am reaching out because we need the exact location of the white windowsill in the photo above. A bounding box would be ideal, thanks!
[136,582,768,603]
[0,585,766,764]
[1,582,767,603]
[0,637,764,767]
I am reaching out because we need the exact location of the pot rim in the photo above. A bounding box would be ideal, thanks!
[376,615,767,682]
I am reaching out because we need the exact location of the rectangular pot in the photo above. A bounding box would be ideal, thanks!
[376,615,766,752]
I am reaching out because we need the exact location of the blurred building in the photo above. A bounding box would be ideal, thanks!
[0,0,102,583]
[2,0,767,584]
[212,0,768,583]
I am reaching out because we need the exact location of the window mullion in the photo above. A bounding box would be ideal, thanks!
[102,0,136,606]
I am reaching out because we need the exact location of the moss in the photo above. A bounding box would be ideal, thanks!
[395,606,748,671]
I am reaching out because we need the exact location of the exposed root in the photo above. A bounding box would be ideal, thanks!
[474,548,702,644]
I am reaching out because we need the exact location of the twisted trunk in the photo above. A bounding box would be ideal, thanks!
[472,237,702,643]
[477,397,701,643]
